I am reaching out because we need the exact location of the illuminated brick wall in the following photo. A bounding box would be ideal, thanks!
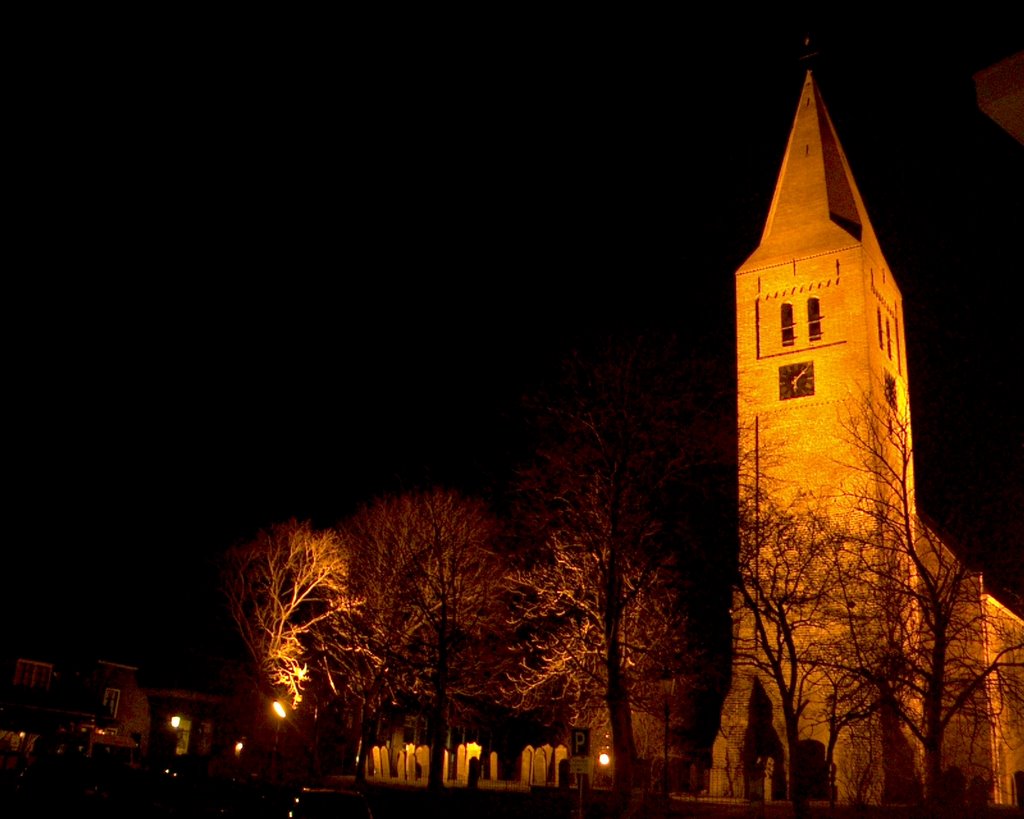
[714,70,1022,806]
[981,591,1024,805]
[713,71,918,802]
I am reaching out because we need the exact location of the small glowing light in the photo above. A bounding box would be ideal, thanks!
[170,716,181,729]
[234,741,244,756]
[273,701,287,719]
[599,752,610,766]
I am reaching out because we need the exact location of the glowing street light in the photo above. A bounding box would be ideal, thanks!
[270,700,287,783]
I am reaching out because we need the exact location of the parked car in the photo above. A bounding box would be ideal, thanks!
[287,786,374,819]
[9,752,150,817]
[146,761,288,817]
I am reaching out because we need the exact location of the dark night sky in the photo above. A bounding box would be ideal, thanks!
[6,18,1022,667]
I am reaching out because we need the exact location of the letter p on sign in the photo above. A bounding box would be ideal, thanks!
[571,727,590,757]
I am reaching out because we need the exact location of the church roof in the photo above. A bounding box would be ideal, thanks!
[741,71,886,271]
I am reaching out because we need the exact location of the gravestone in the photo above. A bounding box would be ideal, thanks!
[457,743,468,784]
[415,745,430,782]
[520,746,534,785]
[534,745,549,786]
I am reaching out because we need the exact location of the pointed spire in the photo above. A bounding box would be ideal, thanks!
[742,71,884,270]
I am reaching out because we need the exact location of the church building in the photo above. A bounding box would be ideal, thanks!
[711,70,1024,807]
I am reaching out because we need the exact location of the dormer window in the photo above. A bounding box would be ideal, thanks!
[103,687,121,718]
[781,303,795,347]
[14,659,52,690]
[807,297,822,341]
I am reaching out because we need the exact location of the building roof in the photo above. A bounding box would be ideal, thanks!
[973,51,1024,146]
[741,71,887,273]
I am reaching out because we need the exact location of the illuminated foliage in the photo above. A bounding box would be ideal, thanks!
[221,518,350,709]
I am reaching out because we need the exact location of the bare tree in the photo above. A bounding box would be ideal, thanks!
[320,506,428,783]
[506,333,731,805]
[839,387,1024,804]
[220,518,353,779]
[734,468,855,811]
[341,488,506,792]
[221,518,350,709]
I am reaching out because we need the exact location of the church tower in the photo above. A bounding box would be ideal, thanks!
[735,70,910,505]
[712,70,917,801]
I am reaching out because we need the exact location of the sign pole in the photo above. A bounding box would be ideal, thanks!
[570,727,591,819]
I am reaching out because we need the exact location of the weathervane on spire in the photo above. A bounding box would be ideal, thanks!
[799,32,820,72]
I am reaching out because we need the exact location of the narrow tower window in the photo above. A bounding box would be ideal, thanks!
[755,299,761,359]
[886,318,892,359]
[781,303,795,347]
[895,316,902,374]
[807,297,822,341]
[877,308,884,349]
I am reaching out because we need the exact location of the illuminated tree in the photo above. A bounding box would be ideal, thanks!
[839,388,1024,804]
[505,333,732,804]
[317,506,424,784]
[341,488,507,792]
[221,518,350,709]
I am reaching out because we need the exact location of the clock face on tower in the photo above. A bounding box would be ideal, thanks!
[779,361,815,400]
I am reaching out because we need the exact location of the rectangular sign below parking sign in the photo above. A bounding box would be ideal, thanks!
[569,756,592,775]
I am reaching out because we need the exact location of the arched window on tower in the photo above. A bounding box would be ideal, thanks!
[781,303,795,347]
[877,307,884,349]
[807,297,822,341]
[886,318,892,359]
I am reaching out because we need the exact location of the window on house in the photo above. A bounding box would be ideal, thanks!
[175,717,192,756]
[196,721,214,756]
[103,687,121,719]
[807,297,822,341]
[13,660,52,690]
[781,303,795,346]
[403,715,417,745]
[877,307,884,349]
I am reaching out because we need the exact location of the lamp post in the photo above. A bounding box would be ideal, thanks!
[271,700,286,783]
[660,672,675,800]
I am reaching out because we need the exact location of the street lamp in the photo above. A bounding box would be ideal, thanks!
[660,672,675,800]
[270,700,286,783]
